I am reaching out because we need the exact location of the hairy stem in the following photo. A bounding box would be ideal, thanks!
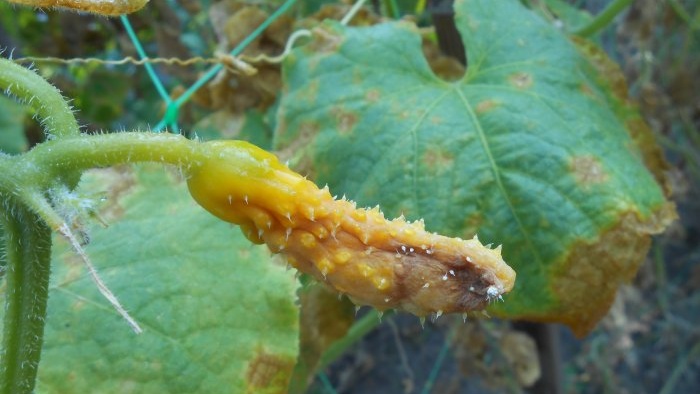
[0,58,79,139]
[0,132,206,204]
[574,0,633,37]
[0,209,52,394]
[0,57,81,394]
[13,132,207,188]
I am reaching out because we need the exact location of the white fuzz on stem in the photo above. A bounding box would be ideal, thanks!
[58,222,143,334]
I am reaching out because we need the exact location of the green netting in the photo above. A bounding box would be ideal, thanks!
[119,0,299,133]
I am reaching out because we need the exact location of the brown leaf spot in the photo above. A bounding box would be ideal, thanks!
[245,349,295,393]
[571,38,672,197]
[365,89,380,103]
[475,99,500,114]
[551,206,676,337]
[571,36,629,100]
[508,72,533,89]
[625,117,673,195]
[307,25,344,54]
[569,155,608,186]
[301,79,319,104]
[71,299,87,313]
[423,147,454,175]
[579,82,596,98]
[331,107,358,135]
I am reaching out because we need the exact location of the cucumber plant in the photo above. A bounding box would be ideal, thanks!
[0,0,675,392]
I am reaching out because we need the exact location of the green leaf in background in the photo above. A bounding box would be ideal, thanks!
[0,95,28,154]
[16,165,299,393]
[274,0,675,335]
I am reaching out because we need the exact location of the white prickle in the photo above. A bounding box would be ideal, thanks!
[486,285,500,302]
[495,244,503,255]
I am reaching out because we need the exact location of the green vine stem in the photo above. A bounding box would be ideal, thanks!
[0,59,79,140]
[0,57,82,394]
[21,132,206,178]
[574,0,634,37]
[1,132,210,221]
[0,209,52,394]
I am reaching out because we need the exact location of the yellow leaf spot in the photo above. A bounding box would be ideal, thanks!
[508,72,533,89]
[475,99,500,114]
[569,155,608,186]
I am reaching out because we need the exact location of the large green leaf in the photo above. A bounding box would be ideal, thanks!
[274,0,674,335]
[0,95,28,154]
[19,165,298,393]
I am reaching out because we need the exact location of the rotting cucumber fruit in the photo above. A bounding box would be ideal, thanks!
[187,140,516,317]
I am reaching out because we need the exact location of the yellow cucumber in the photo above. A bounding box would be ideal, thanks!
[187,140,516,317]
